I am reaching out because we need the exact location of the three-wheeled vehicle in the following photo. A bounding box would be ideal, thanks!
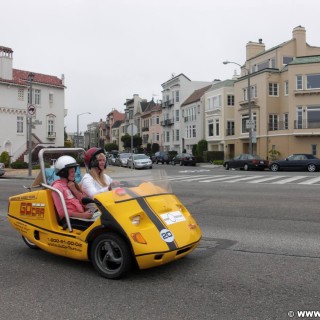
[7,148,202,279]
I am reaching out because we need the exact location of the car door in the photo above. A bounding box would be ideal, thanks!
[231,155,241,169]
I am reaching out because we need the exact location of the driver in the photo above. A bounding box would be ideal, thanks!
[51,155,93,221]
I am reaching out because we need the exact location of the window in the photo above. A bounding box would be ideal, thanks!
[175,91,179,102]
[312,144,317,156]
[156,133,159,141]
[47,115,55,137]
[156,116,159,124]
[269,114,279,131]
[296,106,303,128]
[17,116,23,133]
[227,95,234,106]
[283,56,293,65]
[175,129,179,141]
[175,110,179,122]
[34,89,41,105]
[49,93,53,103]
[243,85,257,100]
[296,75,303,90]
[208,120,213,137]
[166,131,170,142]
[284,113,289,129]
[227,121,235,135]
[212,95,221,109]
[215,119,220,136]
[269,83,279,96]
[307,106,320,128]
[306,74,320,89]
[18,88,24,101]
[284,81,289,96]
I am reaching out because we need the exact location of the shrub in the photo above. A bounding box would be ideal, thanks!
[0,151,10,167]
[11,160,28,169]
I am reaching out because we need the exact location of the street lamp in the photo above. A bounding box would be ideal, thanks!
[77,112,91,148]
[27,72,34,177]
[223,60,253,154]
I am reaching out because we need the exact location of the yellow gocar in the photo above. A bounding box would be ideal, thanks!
[7,148,202,279]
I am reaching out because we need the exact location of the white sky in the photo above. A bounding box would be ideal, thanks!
[2,0,320,133]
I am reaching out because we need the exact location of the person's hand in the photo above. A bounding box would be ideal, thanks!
[83,211,93,219]
[110,180,120,189]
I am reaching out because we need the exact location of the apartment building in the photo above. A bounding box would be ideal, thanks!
[224,26,320,160]
[161,74,212,152]
[0,46,66,161]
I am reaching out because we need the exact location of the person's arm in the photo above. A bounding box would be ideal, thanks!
[81,175,109,198]
[67,181,84,201]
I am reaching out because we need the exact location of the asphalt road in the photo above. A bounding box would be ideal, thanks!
[1,166,320,320]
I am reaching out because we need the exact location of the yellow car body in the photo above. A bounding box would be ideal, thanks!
[7,148,202,279]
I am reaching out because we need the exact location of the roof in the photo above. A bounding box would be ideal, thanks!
[289,55,320,65]
[0,69,65,88]
[181,85,212,106]
[112,120,123,129]
[161,73,191,87]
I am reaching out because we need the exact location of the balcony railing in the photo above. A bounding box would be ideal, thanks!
[294,120,320,129]
[162,99,174,108]
[226,129,235,136]
[47,132,56,139]
[268,121,287,131]
[142,127,149,132]
[160,119,174,126]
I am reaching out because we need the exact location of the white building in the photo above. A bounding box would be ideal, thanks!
[0,46,66,162]
[161,74,211,152]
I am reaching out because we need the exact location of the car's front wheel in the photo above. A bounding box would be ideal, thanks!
[22,236,39,249]
[307,163,317,172]
[270,163,279,172]
[244,164,249,171]
[91,233,132,279]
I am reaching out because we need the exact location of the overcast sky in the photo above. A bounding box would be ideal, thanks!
[2,0,320,133]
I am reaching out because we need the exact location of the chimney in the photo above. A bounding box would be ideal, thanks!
[246,40,265,60]
[0,46,13,80]
[292,25,306,57]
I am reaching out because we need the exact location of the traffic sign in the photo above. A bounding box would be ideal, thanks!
[246,119,255,129]
[28,104,36,116]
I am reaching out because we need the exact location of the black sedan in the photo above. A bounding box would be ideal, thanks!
[269,154,320,172]
[172,153,196,166]
[223,154,269,171]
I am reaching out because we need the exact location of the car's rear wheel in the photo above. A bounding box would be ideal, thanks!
[91,233,132,279]
[22,236,38,249]
[307,163,316,172]
[270,163,279,172]
[244,164,249,171]
[225,163,229,170]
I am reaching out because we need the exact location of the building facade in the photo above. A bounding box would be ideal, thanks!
[0,46,66,162]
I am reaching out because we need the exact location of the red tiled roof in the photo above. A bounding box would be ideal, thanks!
[0,69,65,88]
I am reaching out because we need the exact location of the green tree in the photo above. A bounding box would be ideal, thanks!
[105,143,118,152]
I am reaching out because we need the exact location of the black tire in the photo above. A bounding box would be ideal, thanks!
[270,163,279,172]
[90,233,132,279]
[22,236,39,249]
[225,163,229,170]
[244,164,249,171]
[180,161,183,166]
[307,163,316,172]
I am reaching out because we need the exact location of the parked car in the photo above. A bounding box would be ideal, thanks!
[269,154,320,172]
[114,153,131,167]
[0,163,5,177]
[128,154,153,169]
[172,153,196,166]
[107,153,117,166]
[154,151,170,164]
[223,154,269,171]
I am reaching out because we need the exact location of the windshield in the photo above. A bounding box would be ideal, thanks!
[110,169,172,202]
[134,154,149,160]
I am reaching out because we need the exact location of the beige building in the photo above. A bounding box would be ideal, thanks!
[224,26,320,160]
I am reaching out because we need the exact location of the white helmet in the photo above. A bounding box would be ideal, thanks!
[54,155,79,178]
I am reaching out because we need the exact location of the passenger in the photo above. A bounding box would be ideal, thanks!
[51,155,93,221]
[80,148,115,200]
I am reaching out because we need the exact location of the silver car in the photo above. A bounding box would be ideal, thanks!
[0,163,5,177]
[127,154,153,169]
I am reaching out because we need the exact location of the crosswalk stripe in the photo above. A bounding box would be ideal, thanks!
[226,175,263,183]
[298,177,320,185]
[248,176,286,183]
[199,175,242,182]
[272,176,308,184]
